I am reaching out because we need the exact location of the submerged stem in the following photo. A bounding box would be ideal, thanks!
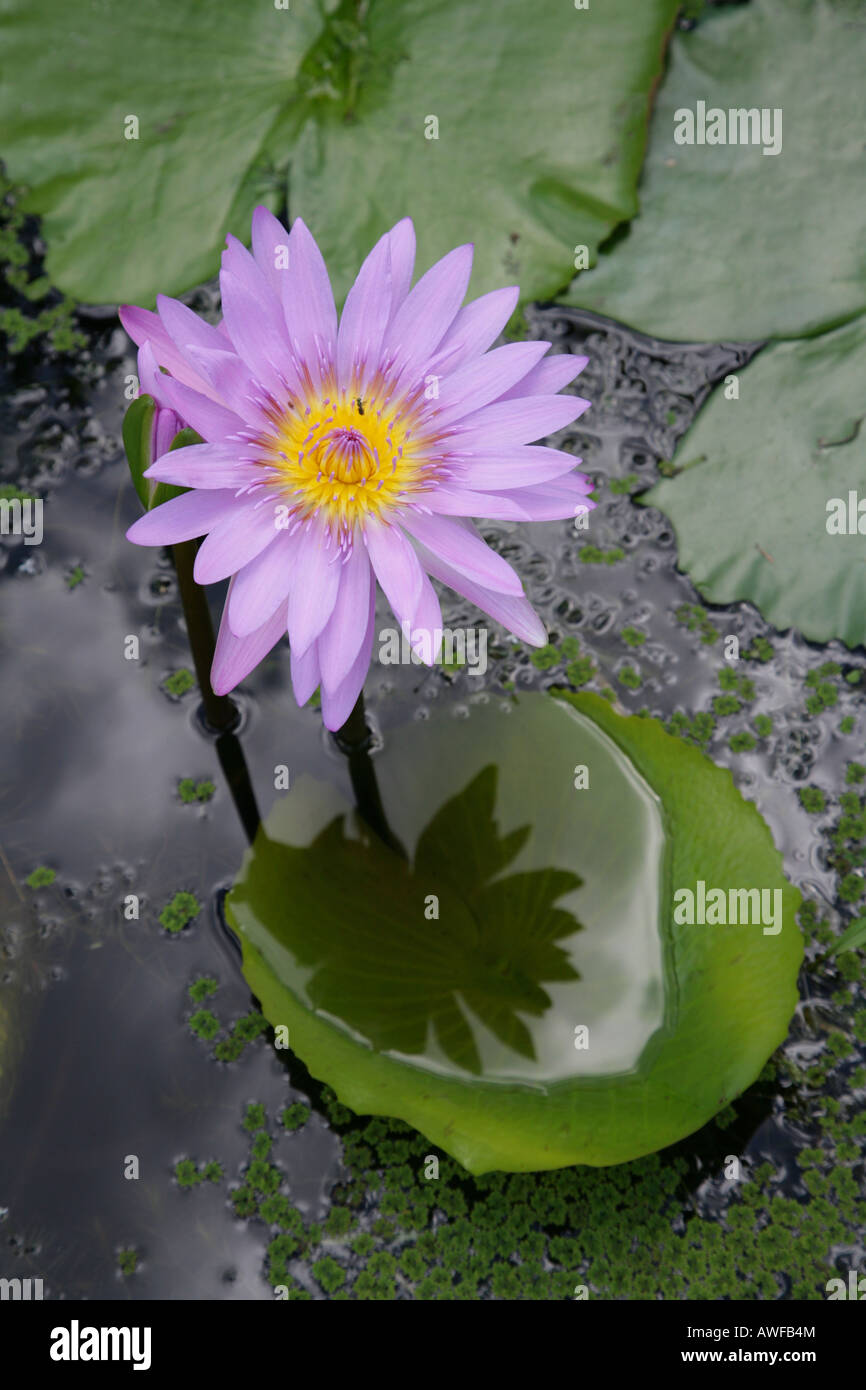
[171,539,236,734]
[215,728,261,845]
[335,692,407,860]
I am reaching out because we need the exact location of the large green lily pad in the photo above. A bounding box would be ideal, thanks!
[567,0,866,341]
[642,317,866,649]
[226,691,802,1173]
[0,0,322,304]
[0,0,678,306]
[286,0,679,305]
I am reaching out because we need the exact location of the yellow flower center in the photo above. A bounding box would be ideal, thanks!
[258,385,436,534]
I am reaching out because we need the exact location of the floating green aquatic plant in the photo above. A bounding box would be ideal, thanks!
[25,866,55,889]
[161,669,196,699]
[117,1248,139,1277]
[173,983,865,1298]
[178,778,215,804]
[159,891,201,933]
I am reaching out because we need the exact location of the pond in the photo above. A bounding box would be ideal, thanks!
[2,248,864,1298]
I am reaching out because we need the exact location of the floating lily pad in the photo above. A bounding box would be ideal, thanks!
[1,0,678,306]
[0,0,322,304]
[226,691,802,1173]
[286,0,679,305]
[567,0,866,341]
[642,317,866,649]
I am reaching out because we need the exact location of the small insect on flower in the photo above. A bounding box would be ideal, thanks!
[122,211,593,730]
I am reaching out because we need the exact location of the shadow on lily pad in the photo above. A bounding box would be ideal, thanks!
[232,765,583,1076]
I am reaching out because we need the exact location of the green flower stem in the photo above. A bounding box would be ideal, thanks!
[171,540,397,858]
[335,693,407,860]
[215,727,261,846]
[171,539,236,733]
[170,538,262,843]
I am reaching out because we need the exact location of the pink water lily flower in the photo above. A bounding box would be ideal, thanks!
[122,210,593,730]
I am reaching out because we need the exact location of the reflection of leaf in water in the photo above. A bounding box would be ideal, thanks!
[235,766,583,1075]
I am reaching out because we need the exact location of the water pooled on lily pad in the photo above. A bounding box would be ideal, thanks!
[228,693,669,1086]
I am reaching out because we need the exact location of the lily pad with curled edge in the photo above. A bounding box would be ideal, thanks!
[226,691,802,1173]
[640,317,866,650]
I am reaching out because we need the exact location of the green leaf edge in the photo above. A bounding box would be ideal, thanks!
[637,317,866,650]
[825,915,866,959]
[121,394,156,511]
[121,397,201,512]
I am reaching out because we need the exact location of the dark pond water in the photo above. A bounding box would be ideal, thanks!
[1,255,864,1298]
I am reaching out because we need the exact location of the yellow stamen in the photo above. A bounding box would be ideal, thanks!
[259,385,432,531]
